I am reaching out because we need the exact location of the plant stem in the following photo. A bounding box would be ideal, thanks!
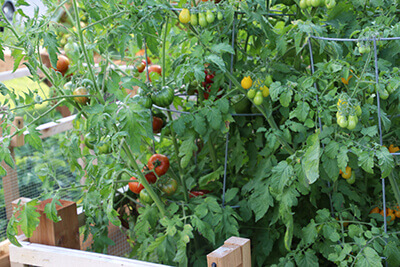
[72,0,104,104]
[207,138,219,171]
[166,111,189,202]
[121,141,167,217]
[162,17,169,87]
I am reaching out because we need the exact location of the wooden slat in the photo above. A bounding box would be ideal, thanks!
[9,242,170,267]
[207,237,251,267]
[33,114,76,139]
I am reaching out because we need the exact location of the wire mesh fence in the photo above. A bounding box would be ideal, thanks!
[0,133,79,242]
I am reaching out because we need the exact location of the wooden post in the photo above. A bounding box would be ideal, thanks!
[12,198,80,250]
[207,237,251,267]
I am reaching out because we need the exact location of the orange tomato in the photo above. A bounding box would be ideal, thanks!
[341,166,352,179]
[341,75,353,85]
[389,144,400,153]
[369,207,380,214]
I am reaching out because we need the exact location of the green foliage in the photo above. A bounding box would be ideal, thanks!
[4,0,400,266]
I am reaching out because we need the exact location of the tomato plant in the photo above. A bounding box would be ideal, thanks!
[4,0,400,266]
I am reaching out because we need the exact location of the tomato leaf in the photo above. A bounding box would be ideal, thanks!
[198,166,223,188]
[42,31,60,69]
[290,102,310,122]
[0,42,4,61]
[178,133,197,169]
[206,54,225,71]
[18,200,41,238]
[302,132,320,184]
[358,151,374,174]
[301,220,318,245]
[211,43,234,54]
[270,81,283,101]
[384,241,400,267]
[337,146,349,172]
[355,247,383,267]
[11,49,23,73]
[25,126,43,152]
[294,249,319,266]
[43,198,62,223]
[376,146,394,178]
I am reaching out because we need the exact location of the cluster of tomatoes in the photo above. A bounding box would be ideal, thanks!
[370,206,400,223]
[340,166,356,184]
[242,75,272,106]
[357,42,371,54]
[336,99,361,131]
[135,57,162,83]
[128,154,178,204]
[299,0,336,9]
[179,7,223,27]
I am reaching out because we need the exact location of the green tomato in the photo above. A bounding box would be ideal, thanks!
[217,11,223,20]
[84,132,96,149]
[355,105,362,117]
[63,81,74,91]
[265,75,273,87]
[325,0,336,9]
[366,94,375,105]
[253,91,263,106]
[98,138,111,154]
[247,89,256,99]
[140,189,154,204]
[379,89,389,100]
[159,178,178,196]
[190,14,198,26]
[199,13,207,27]
[346,172,356,185]
[347,115,358,130]
[311,0,320,7]
[299,0,307,8]
[337,115,348,128]
[151,86,174,107]
[206,10,215,24]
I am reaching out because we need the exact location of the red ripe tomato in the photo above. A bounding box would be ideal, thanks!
[153,116,163,134]
[189,190,211,198]
[205,74,214,84]
[147,154,170,176]
[128,177,144,194]
[142,166,157,184]
[148,65,162,75]
[142,57,151,65]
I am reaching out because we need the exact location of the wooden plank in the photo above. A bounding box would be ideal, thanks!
[0,235,27,267]
[9,241,170,267]
[207,244,242,267]
[2,148,20,219]
[33,114,76,139]
[224,237,251,267]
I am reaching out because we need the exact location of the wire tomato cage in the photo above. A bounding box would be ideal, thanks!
[138,7,296,208]
[308,34,400,236]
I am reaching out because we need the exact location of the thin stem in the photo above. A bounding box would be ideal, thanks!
[207,138,219,171]
[72,0,104,104]
[82,11,127,31]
